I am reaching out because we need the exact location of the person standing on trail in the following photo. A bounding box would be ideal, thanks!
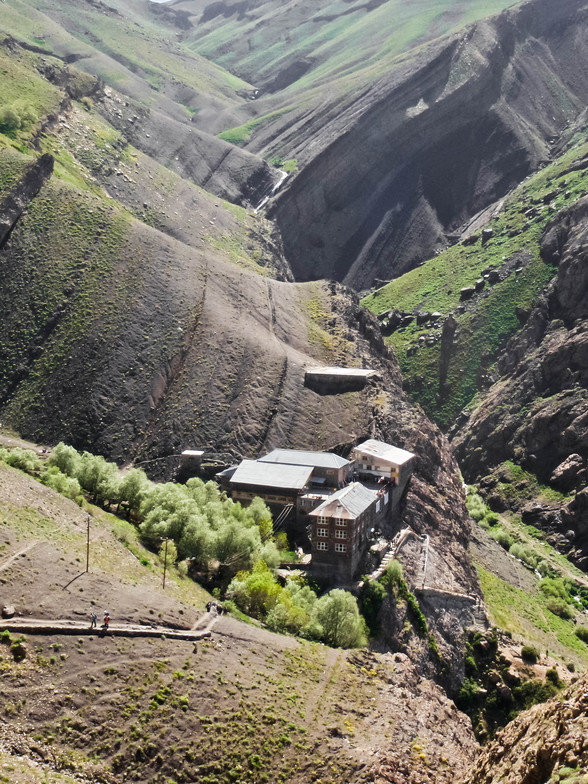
[103,611,110,631]
[90,611,97,629]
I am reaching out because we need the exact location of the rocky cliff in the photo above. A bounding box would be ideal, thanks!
[453,196,588,567]
[461,670,588,784]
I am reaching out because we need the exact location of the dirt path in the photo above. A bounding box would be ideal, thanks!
[0,541,43,573]
[0,616,212,642]
[306,647,345,726]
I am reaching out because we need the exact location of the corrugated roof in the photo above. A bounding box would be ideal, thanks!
[230,460,312,491]
[259,449,350,470]
[353,439,415,466]
[310,482,377,519]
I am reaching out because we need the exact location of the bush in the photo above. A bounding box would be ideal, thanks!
[545,598,573,619]
[380,559,403,587]
[490,528,512,550]
[545,668,563,688]
[466,493,486,522]
[513,678,557,709]
[574,626,588,644]
[484,511,499,526]
[456,677,479,709]
[521,644,539,663]
[360,579,386,636]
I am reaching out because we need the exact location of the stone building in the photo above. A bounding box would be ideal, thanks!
[309,482,378,580]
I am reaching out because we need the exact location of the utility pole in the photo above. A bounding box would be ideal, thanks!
[162,537,168,590]
[86,515,90,573]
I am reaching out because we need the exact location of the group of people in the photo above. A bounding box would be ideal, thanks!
[206,601,228,615]
[90,611,110,631]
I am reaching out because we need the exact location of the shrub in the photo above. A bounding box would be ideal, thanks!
[513,678,557,709]
[490,528,512,550]
[484,511,499,527]
[521,644,539,663]
[360,578,386,636]
[456,677,479,709]
[380,559,403,587]
[466,493,486,522]
[545,598,573,619]
[545,668,563,688]
[574,626,588,644]
[540,577,572,603]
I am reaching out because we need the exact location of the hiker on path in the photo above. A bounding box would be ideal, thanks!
[90,611,97,629]
[103,611,110,631]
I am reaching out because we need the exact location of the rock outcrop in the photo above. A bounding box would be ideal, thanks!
[461,671,588,784]
[453,196,588,565]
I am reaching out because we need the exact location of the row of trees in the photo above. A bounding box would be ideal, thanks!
[1,442,280,575]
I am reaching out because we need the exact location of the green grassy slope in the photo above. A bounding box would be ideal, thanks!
[361,130,588,428]
[186,0,520,95]
[1,0,251,115]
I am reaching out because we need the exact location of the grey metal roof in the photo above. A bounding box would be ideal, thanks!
[353,439,415,466]
[259,448,350,470]
[230,460,312,491]
[310,482,377,519]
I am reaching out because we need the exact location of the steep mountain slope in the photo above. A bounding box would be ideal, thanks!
[361,125,588,428]
[268,0,588,287]
[0,40,481,680]
[453,195,588,568]
[0,0,279,205]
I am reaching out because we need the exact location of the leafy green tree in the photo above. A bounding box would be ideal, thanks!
[119,468,150,519]
[227,560,282,619]
[41,466,83,504]
[158,538,178,569]
[313,589,367,648]
[47,442,81,477]
[0,447,41,474]
[77,452,120,505]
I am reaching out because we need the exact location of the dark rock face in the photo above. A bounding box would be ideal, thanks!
[453,196,588,565]
[270,0,588,287]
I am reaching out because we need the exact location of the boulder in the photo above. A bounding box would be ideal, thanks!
[550,454,586,492]
[460,287,476,301]
[475,279,485,291]
[481,228,494,246]
[1,605,15,619]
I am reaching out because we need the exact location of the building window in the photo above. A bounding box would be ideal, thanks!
[334,543,346,553]
[317,528,328,538]
[316,541,328,551]
[335,529,346,539]
[335,517,346,526]
[318,516,328,525]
